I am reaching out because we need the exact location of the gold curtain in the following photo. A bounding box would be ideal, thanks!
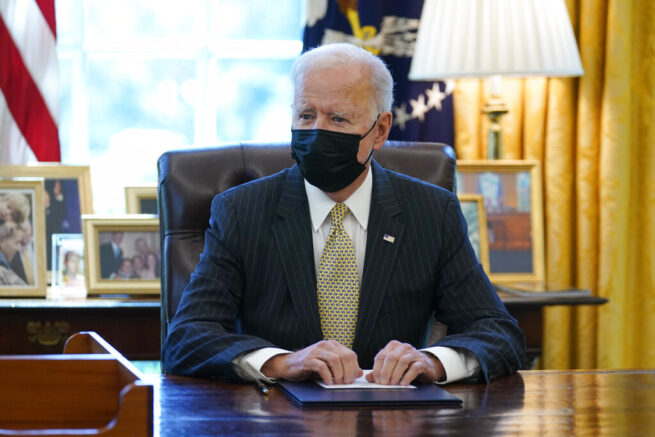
[453,0,655,369]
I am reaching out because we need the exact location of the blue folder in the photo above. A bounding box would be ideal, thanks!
[278,380,463,408]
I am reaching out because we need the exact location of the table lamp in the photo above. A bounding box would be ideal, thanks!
[408,0,584,159]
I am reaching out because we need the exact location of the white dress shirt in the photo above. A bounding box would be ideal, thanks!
[233,168,480,384]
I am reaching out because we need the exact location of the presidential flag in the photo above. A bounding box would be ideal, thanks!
[302,0,454,146]
[0,0,61,164]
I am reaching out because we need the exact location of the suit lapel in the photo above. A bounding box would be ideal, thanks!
[353,162,406,352]
[271,165,323,344]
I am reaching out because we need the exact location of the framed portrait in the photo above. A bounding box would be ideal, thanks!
[51,233,86,293]
[0,165,93,277]
[125,184,158,215]
[458,194,490,275]
[0,179,47,296]
[83,215,160,295]
[456,160,545,283]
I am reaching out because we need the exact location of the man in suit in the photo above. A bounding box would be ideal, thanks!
[163,43,525,386]
[99,232,123,279]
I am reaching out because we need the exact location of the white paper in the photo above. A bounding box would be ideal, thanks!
[315,370,416,389]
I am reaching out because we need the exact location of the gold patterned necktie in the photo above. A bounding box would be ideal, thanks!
[317,203,359,348]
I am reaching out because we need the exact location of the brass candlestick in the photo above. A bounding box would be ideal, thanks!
[482,96,509,160]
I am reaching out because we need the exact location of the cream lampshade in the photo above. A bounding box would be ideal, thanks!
[408,0,584,159]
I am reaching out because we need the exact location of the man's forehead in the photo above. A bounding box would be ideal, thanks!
[293,85,368,112]
[295,66,369,91]
[292,100,353,114]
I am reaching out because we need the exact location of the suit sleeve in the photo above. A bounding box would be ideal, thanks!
[431,194,525,383]
[162,194,277,381]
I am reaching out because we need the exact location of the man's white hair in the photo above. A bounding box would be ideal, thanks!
[291,43,394,117]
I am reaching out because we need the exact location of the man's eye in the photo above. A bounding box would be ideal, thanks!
[299,114,313,121]
[333,116,346,123]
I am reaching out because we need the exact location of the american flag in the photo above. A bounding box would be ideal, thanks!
[0,0,61,163]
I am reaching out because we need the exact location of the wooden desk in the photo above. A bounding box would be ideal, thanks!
[498,292,608,368]
[0,298,160,360]
[154,370,655,435]
[0,294,605,364]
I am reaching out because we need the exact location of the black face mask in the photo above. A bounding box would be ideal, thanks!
[290,118,378,193]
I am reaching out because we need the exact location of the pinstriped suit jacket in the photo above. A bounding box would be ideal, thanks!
[162,161,525,383]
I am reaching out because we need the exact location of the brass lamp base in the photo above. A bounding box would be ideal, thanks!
[482,97,509,160]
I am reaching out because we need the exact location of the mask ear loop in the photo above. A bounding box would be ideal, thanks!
[360,114,380,140]
[360,114,381,165]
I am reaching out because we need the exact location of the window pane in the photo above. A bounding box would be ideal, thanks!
[213,59,294,143]
[209,0,303,40]
[55,0,81,46]
[84,0,205,48]
[86,57,195,213]
[58,57,73,161]
[56,0,303,214]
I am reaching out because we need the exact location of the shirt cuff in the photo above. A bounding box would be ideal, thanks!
[421,346,480,384]
[232,347,291,383]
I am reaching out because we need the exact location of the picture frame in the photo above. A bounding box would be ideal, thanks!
[456,160,545,283]
[125,184,158,215]
[83,215,160,296]
[0,164,93,278]
[458,194,490,275]
[51,233,86,292]
[0,179,47,296]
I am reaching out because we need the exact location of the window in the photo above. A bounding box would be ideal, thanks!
[56,0,303,213]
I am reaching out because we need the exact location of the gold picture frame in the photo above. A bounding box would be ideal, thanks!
[458,194,490,275]
[0,179,47,296]
[83,215,160,296]
[456,160,545,283]
[125,184,158,215]
[0,164,93,278]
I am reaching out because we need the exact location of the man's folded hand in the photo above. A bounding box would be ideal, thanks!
[366,340,445,385]
[261,340,363,385]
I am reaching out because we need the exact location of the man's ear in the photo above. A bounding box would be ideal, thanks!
[373,111,393,151]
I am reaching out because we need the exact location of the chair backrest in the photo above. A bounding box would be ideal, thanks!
[157,141,456,345]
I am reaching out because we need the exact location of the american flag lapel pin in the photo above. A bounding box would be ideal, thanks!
[383,234,395,243]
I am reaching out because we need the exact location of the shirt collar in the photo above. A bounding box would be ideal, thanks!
[304,167,373,232]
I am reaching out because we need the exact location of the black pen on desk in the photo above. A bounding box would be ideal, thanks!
[257,381,269,396]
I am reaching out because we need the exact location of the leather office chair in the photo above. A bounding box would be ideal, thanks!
[157,141,456,346]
